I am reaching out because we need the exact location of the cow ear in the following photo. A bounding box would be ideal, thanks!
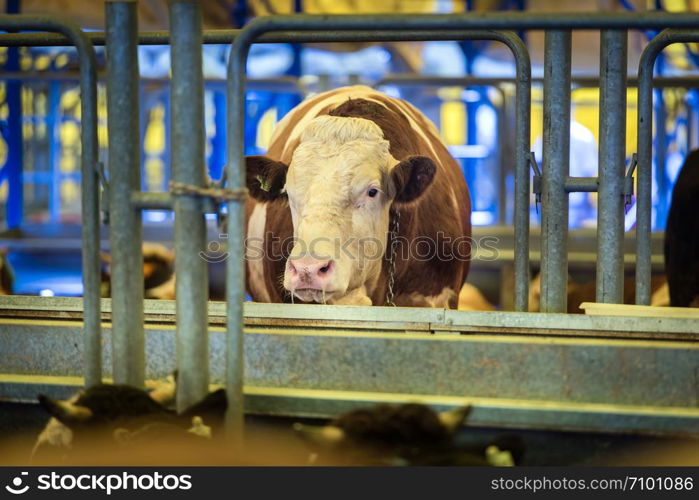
[390,155,436,204]
[246,156,288,201]
[438,406,471,434]
[38,394,93,425]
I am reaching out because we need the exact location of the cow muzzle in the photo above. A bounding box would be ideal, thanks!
[285,256,338,302]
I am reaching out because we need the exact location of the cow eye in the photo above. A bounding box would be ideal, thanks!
[367,188,378,198]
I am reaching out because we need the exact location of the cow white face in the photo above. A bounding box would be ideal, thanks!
[246,115,436,305]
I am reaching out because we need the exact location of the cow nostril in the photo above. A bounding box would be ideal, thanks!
[319,265,329,274]
[288,261,297,275]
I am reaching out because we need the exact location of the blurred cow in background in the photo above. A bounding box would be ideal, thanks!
[293,403,521,466]
[0,249,14,294]
[101,242,176,299]
[665,149,699,308]
[32,381,226,463]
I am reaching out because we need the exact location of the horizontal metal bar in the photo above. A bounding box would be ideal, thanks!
[4,69,699,93]
[0,320,697,435]
[132,192,218,212]
[3,374,697,436]
[3,11,699,48]
[0,70,303,90]
[0,29,530,46]
[2,28,516,47]
[535,176,599,195]
[130,192,173,210]
[565,177,599,193]
[0,14,102,388]
[0,29,234,46]
[376,74,699,89]
[0,296,696,338]
[239,12,699,31]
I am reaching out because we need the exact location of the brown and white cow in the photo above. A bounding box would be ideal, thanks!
[244,86,471,307]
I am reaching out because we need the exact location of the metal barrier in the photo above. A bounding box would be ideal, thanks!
[226,16,534,438]
[105,1,144,389]
[3,9,699,438]
[224,11,699,434]
[169,1,210,412]
[636,29,699,305]
[0,14,101,388]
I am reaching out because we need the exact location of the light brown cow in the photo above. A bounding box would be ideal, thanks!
[244,86,471,307]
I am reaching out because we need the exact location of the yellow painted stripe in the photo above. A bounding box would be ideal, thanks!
[3,374,697,418]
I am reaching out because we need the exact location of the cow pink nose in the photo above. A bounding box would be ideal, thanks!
[287,257,334,289]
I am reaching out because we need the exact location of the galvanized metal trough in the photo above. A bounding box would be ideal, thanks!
[0,297,697,436]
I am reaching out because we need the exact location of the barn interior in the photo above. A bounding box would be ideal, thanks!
[0,0,697,466]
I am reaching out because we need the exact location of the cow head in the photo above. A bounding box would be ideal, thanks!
[246,115,436,305]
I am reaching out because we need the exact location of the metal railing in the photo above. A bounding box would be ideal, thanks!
[223,11,699,433]
[0,14,101,388]
[3,8,699,437]
[636,29,699,305]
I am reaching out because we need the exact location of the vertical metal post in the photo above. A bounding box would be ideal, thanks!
[636,49,656,306]
[596,30,627,304]
[540,30,571,313]
[0,16,105,388]
[509,34,531,313]
[76,30,102,389]
[226,28,251,443]
[170,0,210,412]
[105,0,144,386]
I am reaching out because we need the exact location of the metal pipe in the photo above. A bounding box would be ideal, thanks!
[376,74,699,89]
[131,192,173,210]
[540,30,571,313]
[225,29,248,445]
[507,34,531,313]
[636,29,699,304]
[4,9,699,47]
[6,67,699,92]
[220,12,699,31]
[0,15,101,387]
[565,177,599,193]
[596,30,628,304]
[170,0,210,412]
[105,1,144,387]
